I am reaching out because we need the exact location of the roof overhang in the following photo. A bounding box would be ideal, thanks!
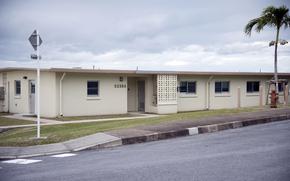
[1,67,290,77]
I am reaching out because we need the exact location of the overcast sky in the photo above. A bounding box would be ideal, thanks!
[0,0,289,72]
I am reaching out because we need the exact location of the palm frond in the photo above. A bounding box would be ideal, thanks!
[244,18,259,35]
[244,5,290,35]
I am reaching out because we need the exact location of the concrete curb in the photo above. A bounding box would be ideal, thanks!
[122,114,290,145]
[1,113,289,159]
[194,114,290,134]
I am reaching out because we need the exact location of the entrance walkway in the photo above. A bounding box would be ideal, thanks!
[0,113,161,129]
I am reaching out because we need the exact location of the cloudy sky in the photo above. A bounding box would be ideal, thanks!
[0,0,289,72]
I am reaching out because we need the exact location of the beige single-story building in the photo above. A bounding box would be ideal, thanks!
[0,67,289,118]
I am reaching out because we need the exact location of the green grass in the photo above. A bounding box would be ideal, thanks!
[0,107,270,147]
[53,113,138,121]
[0,116,35,126]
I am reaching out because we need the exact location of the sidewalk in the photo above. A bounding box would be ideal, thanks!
[0,113,160,130]
[1,108,290,159]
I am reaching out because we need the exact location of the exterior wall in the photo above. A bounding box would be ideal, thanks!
[1,69,289,117]
[177,75,274,111]
[277,77,290,104]
[145,76,157,113]
[1,70,57,117]
[156,74,178,114]
[61,73,127,116]
[209,76,270,109]
[0,73,4,112]
[177,75,208,112]
[156,104,178,114]
[127,75,156,113]
[127,77,137,112]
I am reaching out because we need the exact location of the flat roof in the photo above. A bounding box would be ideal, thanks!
[1,67,290,76]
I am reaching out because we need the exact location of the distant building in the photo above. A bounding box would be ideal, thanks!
[0,67,289,117]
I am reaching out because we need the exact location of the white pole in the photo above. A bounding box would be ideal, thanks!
[36,29,40,138]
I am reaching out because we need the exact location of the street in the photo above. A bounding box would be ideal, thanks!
[1,120,290,181]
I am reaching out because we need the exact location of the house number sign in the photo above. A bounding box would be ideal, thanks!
[114,84,126,88]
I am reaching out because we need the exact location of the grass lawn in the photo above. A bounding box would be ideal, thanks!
[0,116,35,126]
[0,106,272,147]
[53,113,139,121]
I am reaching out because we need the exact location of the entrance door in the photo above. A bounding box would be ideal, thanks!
[29,80,36,114]
[137,80,145,112]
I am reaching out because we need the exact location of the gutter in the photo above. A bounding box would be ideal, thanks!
[206,76,214,110]
[59,73,66,116]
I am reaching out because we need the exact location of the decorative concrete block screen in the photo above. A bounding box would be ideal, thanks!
[157,74,177,105]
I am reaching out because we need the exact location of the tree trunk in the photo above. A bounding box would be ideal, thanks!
[274,27,280,94]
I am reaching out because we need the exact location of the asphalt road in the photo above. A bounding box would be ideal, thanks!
[1,120,290,181]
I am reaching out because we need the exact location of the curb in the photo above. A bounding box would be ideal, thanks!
[121,114,290,145]
[121,129,189,145]
[1,113,289,159]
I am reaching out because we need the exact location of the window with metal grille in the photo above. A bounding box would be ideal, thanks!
[87,81,99,96]
[247,81,260,93]
[215,81,230,93]
[180,81,196,93]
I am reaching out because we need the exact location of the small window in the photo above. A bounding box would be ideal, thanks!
[15,80,21,95]
[215,81,230,93]
[247,81,260,93]
[87,81,99,96]
[278,82,288,92]
[179,81,196,93]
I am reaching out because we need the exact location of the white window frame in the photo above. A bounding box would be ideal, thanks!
[87,80,99,98]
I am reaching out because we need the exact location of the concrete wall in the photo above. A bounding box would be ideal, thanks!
[1,70,57,117]
[177,75,208,112]
[61,73,127,116]
[177,75,273,111]
[127,75,156,113]
[1,70,289,117]
[127,77,137,112]
[209,76,270,109]
[0,73,4,112]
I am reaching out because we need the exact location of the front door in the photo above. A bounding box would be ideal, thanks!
[137,80,145,112]
[29,80,36,114]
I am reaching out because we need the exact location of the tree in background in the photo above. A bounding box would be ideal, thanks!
[245,5,290,106]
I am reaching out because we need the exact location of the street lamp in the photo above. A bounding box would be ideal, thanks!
[269,39,288,46]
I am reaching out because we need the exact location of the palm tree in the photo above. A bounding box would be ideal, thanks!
[244,5,290,96]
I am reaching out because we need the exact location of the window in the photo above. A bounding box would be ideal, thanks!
[278,82,288,92]
[15,80,21,95]
[179,81,196,93]
[247,81,260,93]
[215,81,230,93]
[87,81,99,96]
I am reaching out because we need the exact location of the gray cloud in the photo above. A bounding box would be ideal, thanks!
[0,0,289,71]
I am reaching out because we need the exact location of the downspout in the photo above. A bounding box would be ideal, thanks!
[206,76,214,110]
[59,73,66,116]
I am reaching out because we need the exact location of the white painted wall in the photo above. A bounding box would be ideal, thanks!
[61,73,127,116]
[127,75,156,113]
[0,73,4,112]
[2,70,57,117]
[1,70,289,117]
[177,76,208,112]
[127,77,137,112]
[209,76,270,109]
